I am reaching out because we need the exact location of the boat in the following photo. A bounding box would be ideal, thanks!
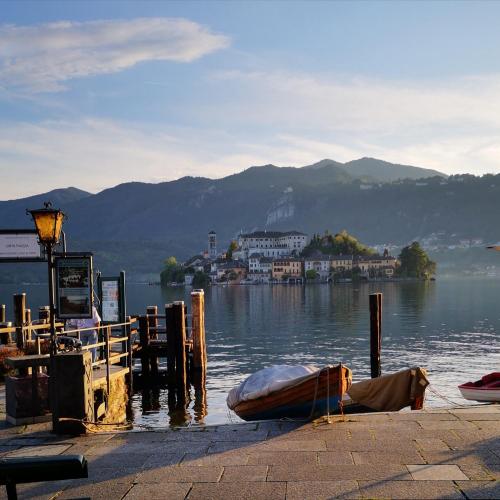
[227,364,352,421]
[341,367,430,413]
[458,372,500,402]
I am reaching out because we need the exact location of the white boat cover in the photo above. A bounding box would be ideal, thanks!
[227,364,320,410]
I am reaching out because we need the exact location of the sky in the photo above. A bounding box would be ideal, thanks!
[2,1,500,199]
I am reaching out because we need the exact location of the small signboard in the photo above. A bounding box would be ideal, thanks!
[0,230,44,262]
[55,255,93,319]
[98,272,126,325]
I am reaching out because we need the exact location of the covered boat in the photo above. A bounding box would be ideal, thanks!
[227,364,352,421]
[342,367,430,413]
[458,372,500,402]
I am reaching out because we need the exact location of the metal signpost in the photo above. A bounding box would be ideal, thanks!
[54,254,93,319]
[98,271,126,326]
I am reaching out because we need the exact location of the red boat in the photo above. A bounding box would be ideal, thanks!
[458,372,500,402]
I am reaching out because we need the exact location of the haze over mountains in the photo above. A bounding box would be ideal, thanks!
[1,157,498,281]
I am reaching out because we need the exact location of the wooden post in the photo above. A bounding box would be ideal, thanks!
[38,306,50,322]
[165,304,176,383]
[138,315,150,379]
[25,308,32,342]
[0,304,5,323]
[147,306,159,377]
[13,293,26,349]
[126,315,133,393]
[369,293,382,378]
[191,290,206,370]
[105,325,111,394]
[172,301,187,402]
[147,306,158,338]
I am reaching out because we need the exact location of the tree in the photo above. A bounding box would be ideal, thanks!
[306,269,319,280]
[398,242,436,279]
[160,256,185,286]
[226,240,238,260]
[192,271,210,289]
[301,229,374,257]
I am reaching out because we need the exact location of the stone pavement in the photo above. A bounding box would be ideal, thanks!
[1,405,500,499]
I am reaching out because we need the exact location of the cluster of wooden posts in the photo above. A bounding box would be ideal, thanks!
[0,293,58,352]
[136,290,206,392]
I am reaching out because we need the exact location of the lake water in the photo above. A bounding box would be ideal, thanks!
[1,277,500,428]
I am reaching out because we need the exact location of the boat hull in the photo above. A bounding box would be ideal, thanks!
[458,372,500,403]
[233,365,351,421]
[458,386,500,402]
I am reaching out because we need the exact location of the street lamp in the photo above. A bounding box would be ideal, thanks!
[27,202,65,356]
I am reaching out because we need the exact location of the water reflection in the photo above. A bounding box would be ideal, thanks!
[2,278,500,428]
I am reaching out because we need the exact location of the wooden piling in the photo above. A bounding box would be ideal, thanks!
[147,306,159,377]
[191,290,206,370]
[0,304,5,323]
[165,304,176,384]
[369,293,382,378]
[25,308,32,342]
[138,315,150,379]
[126,315,133,393]
[172,301,187,402]
[13,293,26,349]
[38,306,50,322]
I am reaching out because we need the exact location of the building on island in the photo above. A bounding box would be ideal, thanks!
[237,230,307,260]
[208,230,217,259]
[303,254,333,281]
[272,258,303,282]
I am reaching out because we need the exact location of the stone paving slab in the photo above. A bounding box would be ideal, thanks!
[188,481,286,499]
[357,480,463,499]
[123,482,191,500]
[407,464,469,480]
[285,480,359,499]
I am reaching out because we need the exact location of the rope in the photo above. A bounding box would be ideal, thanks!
[427,384,469,408]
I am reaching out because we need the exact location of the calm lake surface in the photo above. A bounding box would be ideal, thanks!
[1,277,500,428]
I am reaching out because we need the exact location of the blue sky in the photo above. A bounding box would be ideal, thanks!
[2,1,500,198]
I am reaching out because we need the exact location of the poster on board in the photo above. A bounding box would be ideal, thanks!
[55,255,93,319]
[101,279,120,322]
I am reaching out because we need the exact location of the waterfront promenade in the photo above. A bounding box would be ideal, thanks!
[1,404,500,499]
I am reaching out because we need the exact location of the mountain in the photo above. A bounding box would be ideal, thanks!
[341,157,445,182]
[2,160,496,281]
[304,158,445,182]
[0,187,91,228]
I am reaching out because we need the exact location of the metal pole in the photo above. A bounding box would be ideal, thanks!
[47,245,56,357]
[47,244,58,430]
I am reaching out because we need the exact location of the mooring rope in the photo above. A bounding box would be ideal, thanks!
[426,384,470,408]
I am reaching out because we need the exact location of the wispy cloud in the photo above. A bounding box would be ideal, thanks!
[211,70,500,132]
[0,18,230,92]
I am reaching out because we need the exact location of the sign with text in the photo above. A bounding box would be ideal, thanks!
[55,255,93,319]
[0,230,43,262]
[98,272,126,325]
[101,279,120,322]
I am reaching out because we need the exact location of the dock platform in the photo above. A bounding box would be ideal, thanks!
[1,403,500,499]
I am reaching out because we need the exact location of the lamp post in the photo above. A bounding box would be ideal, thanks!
[27,202,65,430]
[27,202,65,357]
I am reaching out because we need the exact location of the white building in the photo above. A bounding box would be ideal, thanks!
[237,230,307,260]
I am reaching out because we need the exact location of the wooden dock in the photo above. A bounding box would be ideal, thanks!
[0,289,208,433]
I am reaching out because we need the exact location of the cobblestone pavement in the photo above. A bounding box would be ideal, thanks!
[1,405,500,499]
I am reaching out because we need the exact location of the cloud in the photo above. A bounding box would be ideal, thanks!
[0,18,230,92]
[210,70,500,133]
